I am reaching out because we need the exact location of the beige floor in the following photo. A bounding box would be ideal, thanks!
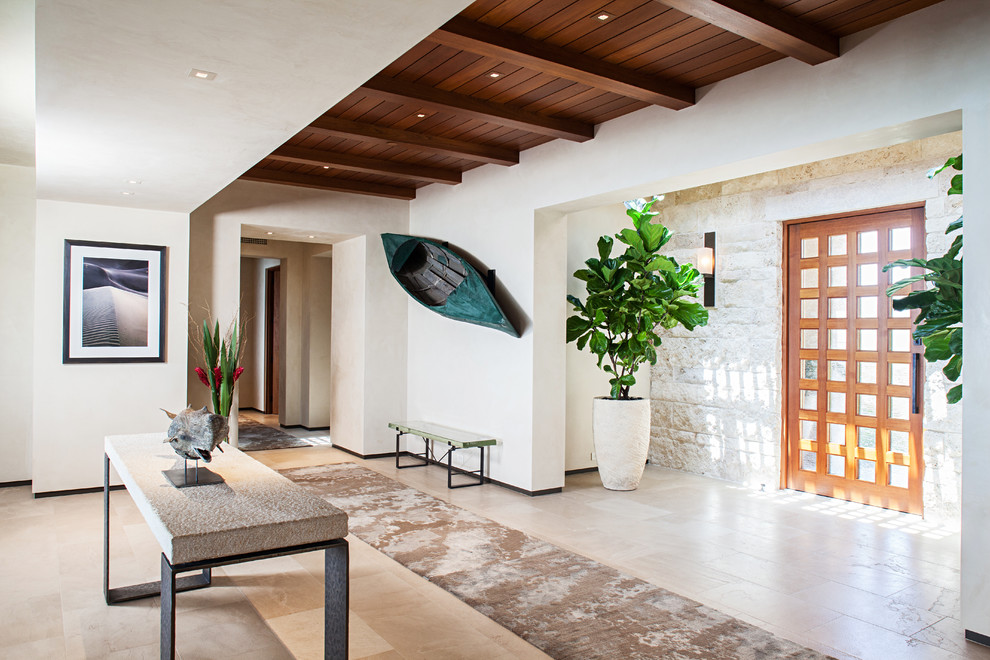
[1,416,987,659]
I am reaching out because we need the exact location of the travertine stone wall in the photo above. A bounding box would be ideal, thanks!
[648,133,963,526]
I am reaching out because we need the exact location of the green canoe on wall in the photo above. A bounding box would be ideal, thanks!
[381,233,520,337]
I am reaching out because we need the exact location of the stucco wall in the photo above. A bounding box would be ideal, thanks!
[0,164,35,483]
[32,200,189,493]
[643,133,963,525]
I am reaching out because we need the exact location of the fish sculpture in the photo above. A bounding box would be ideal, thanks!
[162,406,228,462]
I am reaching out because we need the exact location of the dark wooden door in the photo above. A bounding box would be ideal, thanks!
[264,265,281,415]
[785,207,925,514]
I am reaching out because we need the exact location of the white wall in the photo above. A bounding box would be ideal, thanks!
[960,100,990,641]
[303,252,332,428]
[0,164,35,483]
[409,0,989,495]
[32,200,189,493]
[190,180,408,454]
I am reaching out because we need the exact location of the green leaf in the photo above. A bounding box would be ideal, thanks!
[597,235,613,261]
[923,331,952,361]
[668,301,708,330]
[947,384,962,404]
[589,331,608,356]
[943,354,962,381]
[616,228,645,254]
[646,255,676,273]
[929,154,962,178]
[566,316,593,342]
[948,327,963,356]
[949,173,963,195]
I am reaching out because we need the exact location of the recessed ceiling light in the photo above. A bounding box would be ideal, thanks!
[416,113,427,118]
[323,165,330,169]
[489,72,501,78]
[595,12,612,20]
[266,231,273,235]
[308,235,315,239]
[126,179,141,185]
[189,68,217,81]
[121,191,135,196]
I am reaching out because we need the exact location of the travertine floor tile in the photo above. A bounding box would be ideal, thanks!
[0,411,977,660]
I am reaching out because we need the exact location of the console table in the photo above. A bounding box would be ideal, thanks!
[103,433,349,659]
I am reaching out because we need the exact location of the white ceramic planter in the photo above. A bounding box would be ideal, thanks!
[592,397,651,491]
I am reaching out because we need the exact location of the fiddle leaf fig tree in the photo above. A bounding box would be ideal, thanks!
[883,154,963,404]
[566,196,709,399]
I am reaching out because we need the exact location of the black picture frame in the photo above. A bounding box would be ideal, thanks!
[62,239,167,363]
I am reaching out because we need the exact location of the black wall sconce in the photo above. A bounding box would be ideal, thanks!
[696,232,715,307]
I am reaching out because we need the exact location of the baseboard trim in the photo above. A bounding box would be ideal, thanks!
[236,409,329,431]
[966,630,990,648]
[0,480,31,489]
[332,444,395,461]
[280,424,331,432]
[35,484,125,498]
[565,467,599,476]
[374,451,561,497]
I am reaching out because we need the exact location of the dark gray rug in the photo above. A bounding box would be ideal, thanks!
[236,416,319,451]
[280,463,834,660]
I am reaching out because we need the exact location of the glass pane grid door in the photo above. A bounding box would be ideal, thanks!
[787,208,925,515]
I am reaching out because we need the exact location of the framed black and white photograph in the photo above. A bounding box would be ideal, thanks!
[63,240,166,363]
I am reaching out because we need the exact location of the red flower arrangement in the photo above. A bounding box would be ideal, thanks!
[193,318,244,419]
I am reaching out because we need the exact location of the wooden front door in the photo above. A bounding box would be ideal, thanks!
[785,207,925,515]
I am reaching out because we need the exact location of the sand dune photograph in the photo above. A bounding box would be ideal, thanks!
[63,240,165,363]
[81,257,149,347]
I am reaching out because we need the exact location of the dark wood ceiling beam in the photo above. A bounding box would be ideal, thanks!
[240,168,416,200]
[270,145,461,185]
[429,17,695,111]
[359,74,595,142]
[306,116,519,167]
[656,0,839,65]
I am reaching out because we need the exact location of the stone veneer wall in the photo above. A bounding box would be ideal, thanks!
[648,132,963,527]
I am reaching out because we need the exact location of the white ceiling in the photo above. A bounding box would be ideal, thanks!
[30,0,472,212]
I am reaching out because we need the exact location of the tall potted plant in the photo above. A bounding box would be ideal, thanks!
[566,196,709,490]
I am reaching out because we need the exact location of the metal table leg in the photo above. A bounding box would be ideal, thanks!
[325,541,350,659]
[161,555,176,660]
[104,453,210,605]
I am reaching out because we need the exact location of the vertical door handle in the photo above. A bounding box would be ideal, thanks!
[911,353,921,414]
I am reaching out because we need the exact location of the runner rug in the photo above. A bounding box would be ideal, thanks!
[279,463,832,660]
[236,416,318,451]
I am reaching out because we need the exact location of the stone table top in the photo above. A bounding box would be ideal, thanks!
[106,433,348,565]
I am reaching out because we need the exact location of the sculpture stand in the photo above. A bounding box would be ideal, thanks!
[163,459,225,488]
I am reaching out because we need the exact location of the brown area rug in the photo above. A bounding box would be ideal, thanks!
[236,416,319,451]
[280,463,832,660]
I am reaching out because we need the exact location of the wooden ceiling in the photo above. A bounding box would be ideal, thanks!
[241,0,945,200]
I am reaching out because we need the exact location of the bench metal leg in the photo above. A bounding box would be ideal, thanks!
[395,432,430,469]
[325,541,350,660]
[447,445,487,489]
